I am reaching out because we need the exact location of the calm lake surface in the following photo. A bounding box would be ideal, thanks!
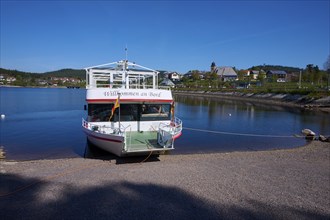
[1,87,329,160]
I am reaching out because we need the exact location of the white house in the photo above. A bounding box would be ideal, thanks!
[168,72,181,81]
[246,70,259,80]
[6,77,17,83]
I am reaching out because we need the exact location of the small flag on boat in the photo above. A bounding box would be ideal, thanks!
[109,95,120,121]
[171,101,175,120]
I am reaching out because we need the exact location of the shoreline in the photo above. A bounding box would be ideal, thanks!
[0,139,322,163]
[0,138,317,163]
[173,90,330,112]
[0,85,82,89]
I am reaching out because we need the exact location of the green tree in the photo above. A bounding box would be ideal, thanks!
[257,72,266,82]
[237,70,246,81]
[324,55,330,71]
[210,72,218,80]
[191,71,200,81]
[324,55,330,89]
[304,64,323,85]
[304,64,315,83]
[313,65,322,85]
[306,64,314,73]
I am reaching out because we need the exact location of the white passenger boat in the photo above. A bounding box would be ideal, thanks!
[82,60,182,157]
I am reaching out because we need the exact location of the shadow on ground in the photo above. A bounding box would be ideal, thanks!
[1,173,329,219]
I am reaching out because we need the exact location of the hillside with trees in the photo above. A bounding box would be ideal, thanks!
[180,62,329,96]
[1,60,329,93]
[249,65,302,73]
[43,69,85,79]
[0,68,85,87]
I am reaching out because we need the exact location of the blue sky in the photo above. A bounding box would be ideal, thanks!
[1,1,329,73]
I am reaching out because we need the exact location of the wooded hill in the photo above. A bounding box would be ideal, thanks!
[0,65,306,79]
[43,69,85,79]
[0,68,85,79]
[248,65,302,73]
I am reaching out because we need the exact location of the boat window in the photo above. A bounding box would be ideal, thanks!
[88,104,113,122]
[140,104,171,121]
[117,104,139,121]
[88,103,171,122]
[88,104,139,122]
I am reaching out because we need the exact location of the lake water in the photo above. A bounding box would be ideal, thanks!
[0,87,329,160]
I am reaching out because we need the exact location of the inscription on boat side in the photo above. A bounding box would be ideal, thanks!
[103,91,162,98]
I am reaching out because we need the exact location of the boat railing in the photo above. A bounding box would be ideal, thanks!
[90,83,159,90]
[82,118,130,136]
[85,60,160,90]
[160,117,182,135]
[91,83,171,90]
[124,126,132,152]
[158,117,182,148]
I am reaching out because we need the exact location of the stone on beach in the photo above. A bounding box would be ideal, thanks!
[319,135,330,142]
[302,128,316,140]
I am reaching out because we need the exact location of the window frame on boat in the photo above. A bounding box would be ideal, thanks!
[88,103,171,122]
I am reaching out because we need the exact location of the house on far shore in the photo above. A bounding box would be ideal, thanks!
[210,62,238,81]
[0,75,4,85]
[246,70,259,80]
[168,72,181,82]
[214,66,238,82]
[266,70,287,82]
[184,70,207,80]
[160,78,175,88]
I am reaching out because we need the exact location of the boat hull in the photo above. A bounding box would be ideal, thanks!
[83,127,125,157]
[83,126,176,157]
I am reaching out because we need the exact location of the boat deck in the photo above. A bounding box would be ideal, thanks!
[125,131,169,152]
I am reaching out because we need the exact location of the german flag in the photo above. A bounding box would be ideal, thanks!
[109,96,120,121]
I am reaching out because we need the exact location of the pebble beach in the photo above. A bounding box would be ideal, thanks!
[1,141,329,219]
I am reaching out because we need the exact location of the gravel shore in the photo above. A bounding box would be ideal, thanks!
[1,141,329,219]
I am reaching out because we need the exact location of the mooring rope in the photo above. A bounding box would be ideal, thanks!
[183,127,304,138]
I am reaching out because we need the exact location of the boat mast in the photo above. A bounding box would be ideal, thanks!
[125,46,129,89]
[125,45,128,61]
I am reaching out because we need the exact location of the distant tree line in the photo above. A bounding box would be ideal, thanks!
[43,69,85,79]
[0,68,85,79]
[1,57,330,90]
[0,68,85,87]
[249,64,302,73]
[178,60,330,96]
[184,64,329,86]
[248,64,329,86]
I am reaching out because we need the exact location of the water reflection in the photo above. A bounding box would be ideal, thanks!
[173,94,329,154]
[1,87,329,160]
